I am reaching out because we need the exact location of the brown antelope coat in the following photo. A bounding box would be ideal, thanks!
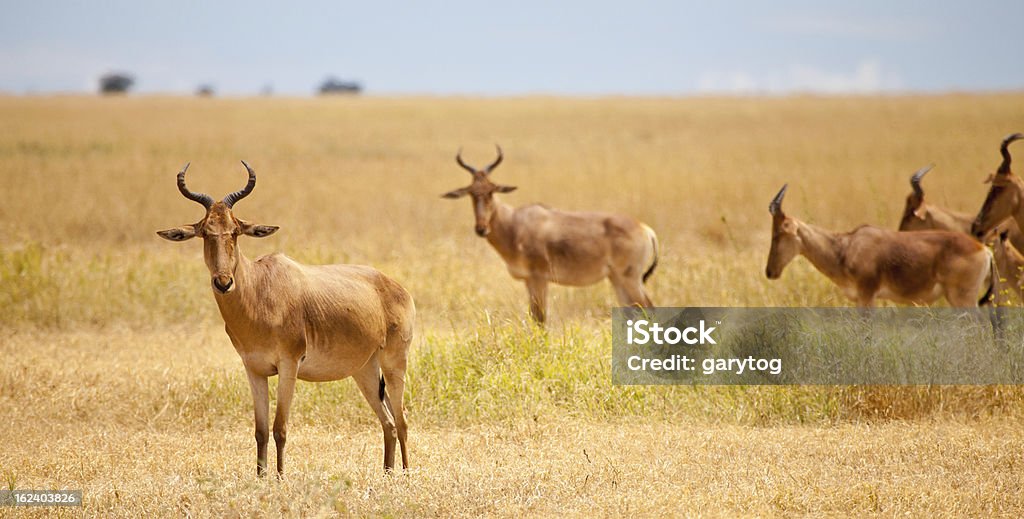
[972,134,1024,239]
[994,230,1024,302]
[158,162,414,476]
[768,184,993,307]
[899,163,1024,248]
[442,146,658,324]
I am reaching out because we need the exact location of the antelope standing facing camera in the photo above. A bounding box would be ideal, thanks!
[766,184,994,307]
[441,146,658,324]
[157,162,414,476]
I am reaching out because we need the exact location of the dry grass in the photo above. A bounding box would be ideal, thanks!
[2,94,1024,516]
[3,331,1024,517]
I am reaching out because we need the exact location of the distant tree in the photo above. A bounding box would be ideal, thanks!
[99,73,134,94]
[196,84,215,97]
[260,84,274,96]
[318,76,362,95]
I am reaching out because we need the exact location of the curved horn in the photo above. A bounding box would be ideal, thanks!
[768,184,788,215]
[484,144,503,174]
[998,133,1024,175]
[455,148,477,174]
[223,160,257,208]
[909,164,934,197]
[176,162,214,209]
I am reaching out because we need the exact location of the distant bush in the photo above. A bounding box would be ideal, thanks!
[318,77,362,95]
[99,73,134,94]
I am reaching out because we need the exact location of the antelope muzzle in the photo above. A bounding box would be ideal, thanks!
[213,274,235,294]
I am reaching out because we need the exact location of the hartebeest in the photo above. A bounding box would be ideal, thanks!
[767,184,994,307]
[994,230,1024,302]
[899,164,975,233]
[899,163,1024,248]
[157,162,414,476]
[441,146,658,324]
[971,133,1024,240]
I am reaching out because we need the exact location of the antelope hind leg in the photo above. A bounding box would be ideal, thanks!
[353,356,399,472]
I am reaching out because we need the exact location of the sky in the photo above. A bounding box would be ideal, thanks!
[1,0,1022,96]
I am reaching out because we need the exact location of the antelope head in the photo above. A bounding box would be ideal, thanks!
[157,161,279,294]
[898,164,935,231]
[765,184,799,279]
[441,145,516,237]
[972,133,1024,239]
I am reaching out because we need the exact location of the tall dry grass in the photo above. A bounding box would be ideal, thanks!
[2,94,1024,516]
[4,94,1023,323]
[3,94,1022,419]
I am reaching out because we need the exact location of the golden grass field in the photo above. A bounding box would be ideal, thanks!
[2,94,1024,516]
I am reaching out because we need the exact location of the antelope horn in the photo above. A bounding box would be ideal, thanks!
[484,144,503,174]
[176,162,214,209]
[998,133,1024,175]
[455,148,477,174]
[768,184,788,215]
[223,160,257,208]
[910,164,934,197]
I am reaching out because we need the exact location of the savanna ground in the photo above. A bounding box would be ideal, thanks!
[2,94,1024,517]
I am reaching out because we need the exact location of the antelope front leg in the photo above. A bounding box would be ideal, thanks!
[244,369,270,478]
[611,274,653,308]
[855,294,876,308]
[526,277,548,325]
[854,283,878,308]
[273,359,300,478]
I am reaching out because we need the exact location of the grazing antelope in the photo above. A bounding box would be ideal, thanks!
[766,184,994,307]
[899,163,1024,248]
[157,162,414,476]
[971,133,1024,240]
[441,146,658,324]
[993,230,1024,302]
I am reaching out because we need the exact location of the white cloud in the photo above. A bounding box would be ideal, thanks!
[784,60,891,94]
[761,14,937,42]
[696,70,758,93]
[695,59,903,95]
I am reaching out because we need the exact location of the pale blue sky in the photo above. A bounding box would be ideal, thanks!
[1,1,1022,95]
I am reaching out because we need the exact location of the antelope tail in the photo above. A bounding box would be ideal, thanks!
[979,250,996,307]
[641,224,659,284]
[378,374,386,401]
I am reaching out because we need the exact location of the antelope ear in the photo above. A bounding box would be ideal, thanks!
[913,207,927,219]
[156,225,198,242]
[984,174,996,184]
[441,187,470,199]
[495,184,517,193]
[240,221,279,238]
